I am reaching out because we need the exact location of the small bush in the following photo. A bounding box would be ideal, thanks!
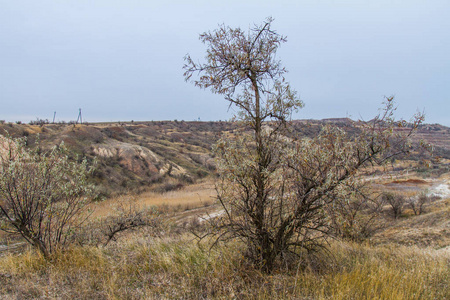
[330,192,384,243]
[0,135,95,257]
[155,182,184,193]
[408,192,430,215]
[383,192,406,219]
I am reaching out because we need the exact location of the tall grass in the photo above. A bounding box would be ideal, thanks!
[0,234,449,299]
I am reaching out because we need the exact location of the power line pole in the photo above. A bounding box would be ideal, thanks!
[53,111,56,124]
[76,108,82,124]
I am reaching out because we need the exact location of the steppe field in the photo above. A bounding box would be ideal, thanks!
[1,121,450,299]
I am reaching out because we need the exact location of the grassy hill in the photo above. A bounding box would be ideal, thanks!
[0,119,450,298]
[0,121,237,198]
[1,119,448,200]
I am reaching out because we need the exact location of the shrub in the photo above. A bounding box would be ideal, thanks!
[407,192,430,215]
[99,199,162,247]
[330,190,385,242]
[0,135,95,257]
[383,192,406,219]
[155,182,184,193]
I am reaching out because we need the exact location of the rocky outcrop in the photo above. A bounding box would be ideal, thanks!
[93,140,187,178]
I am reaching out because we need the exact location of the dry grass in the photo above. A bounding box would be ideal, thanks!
[91,180,216,218]
[372,194,450,248]
[2,175,450,299]
[307,243,450,299]
[0,235,449,299]
[138,180,216,207]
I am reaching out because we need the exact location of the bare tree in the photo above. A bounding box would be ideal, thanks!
[100,200,161,247]
[407,192,430,216]
[184,18,423,273]
[0,135,94,257]
[383,192,406,219]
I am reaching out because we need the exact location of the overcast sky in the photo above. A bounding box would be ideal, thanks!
[1,1,449,125]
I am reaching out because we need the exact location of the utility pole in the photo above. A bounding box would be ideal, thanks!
[76,108,82,124]
[53,111,56,124]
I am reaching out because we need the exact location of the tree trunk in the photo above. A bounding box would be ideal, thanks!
[18,225,49,258]
[250,72,276,273]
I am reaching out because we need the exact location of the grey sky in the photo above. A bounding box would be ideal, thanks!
[0,0,449,125]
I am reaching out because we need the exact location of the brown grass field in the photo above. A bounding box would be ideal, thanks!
[91,180,217,218]
[1,172,450,299]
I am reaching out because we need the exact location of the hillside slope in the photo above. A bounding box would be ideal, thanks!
[0,119,448,198]
[0,121,235,197]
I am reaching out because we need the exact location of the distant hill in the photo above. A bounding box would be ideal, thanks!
[0,121,241,198]
[293,118,450,152]
[1,119,448,198]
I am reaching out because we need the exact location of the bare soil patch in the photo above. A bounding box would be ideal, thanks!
[390,178,430,185]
